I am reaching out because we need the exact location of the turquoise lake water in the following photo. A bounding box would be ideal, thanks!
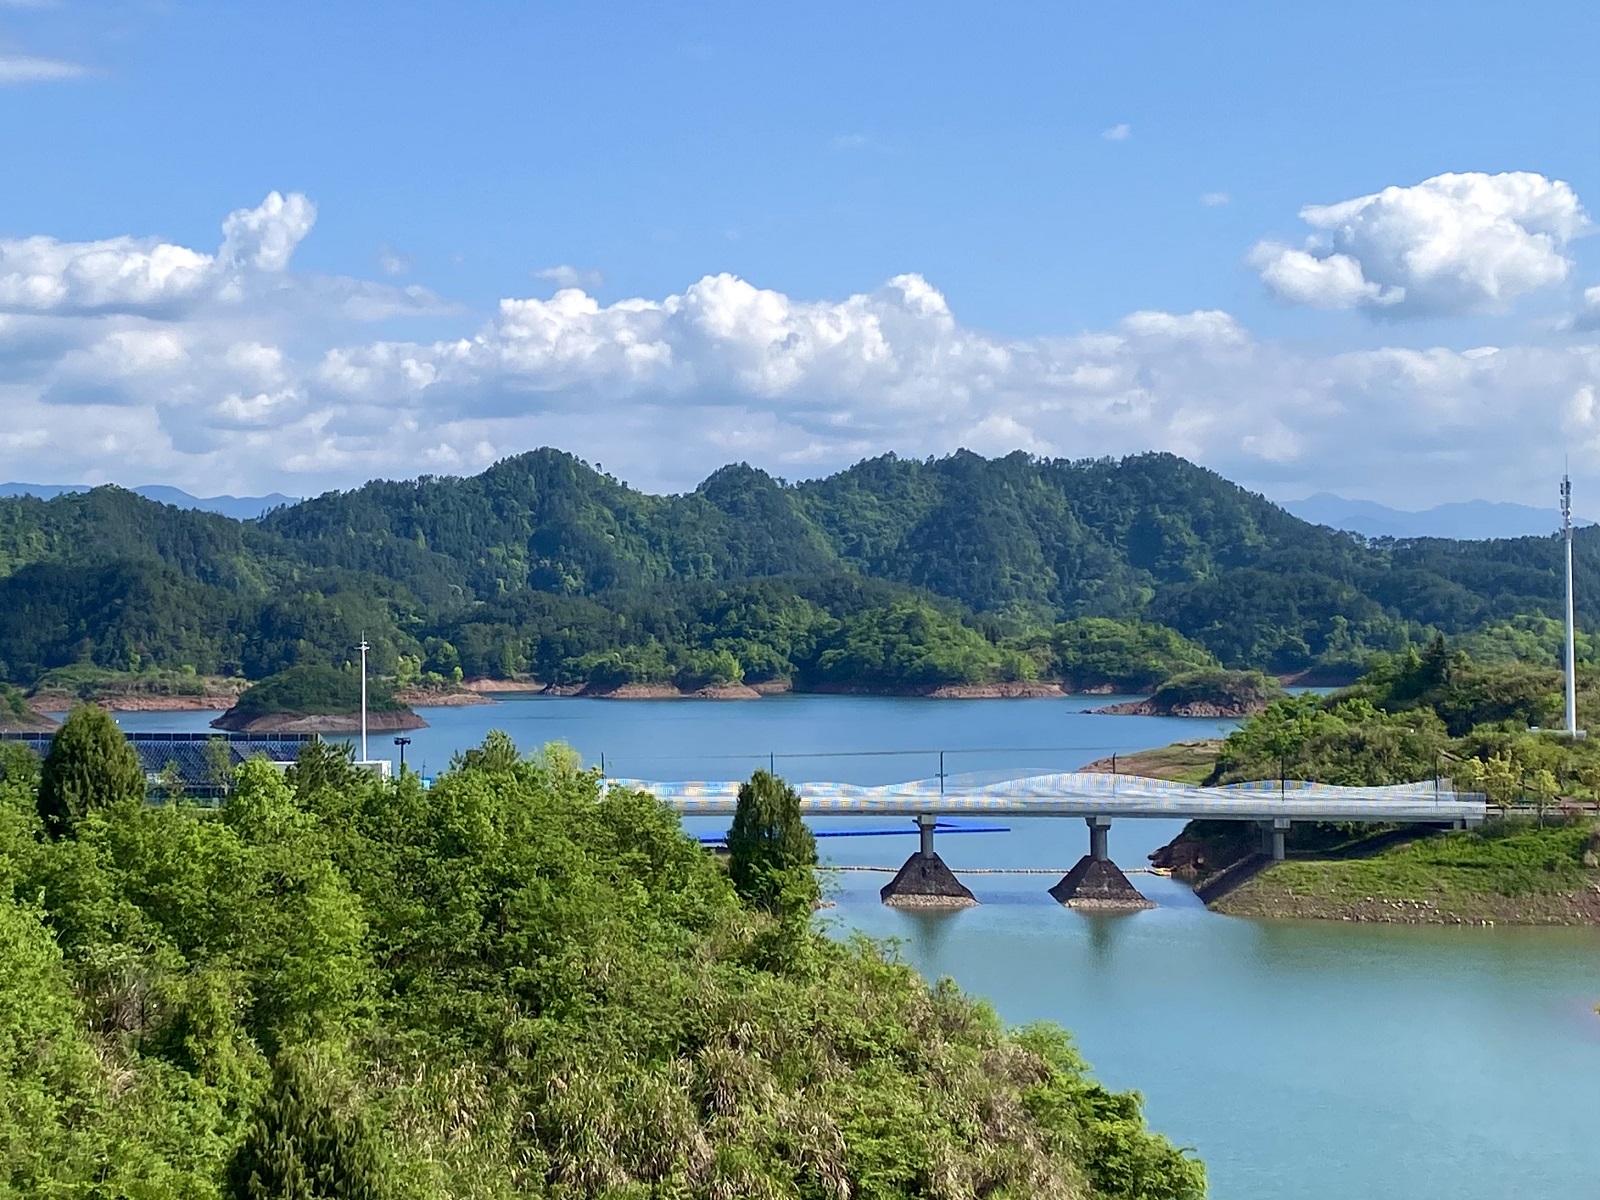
[115,696,1600,1200]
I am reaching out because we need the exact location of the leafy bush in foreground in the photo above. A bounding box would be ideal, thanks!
[0,727,1205,1198]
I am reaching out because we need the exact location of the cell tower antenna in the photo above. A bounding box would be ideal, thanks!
[1562,473,1579,737]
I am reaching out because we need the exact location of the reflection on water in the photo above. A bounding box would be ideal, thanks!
[113,696,1600,1200]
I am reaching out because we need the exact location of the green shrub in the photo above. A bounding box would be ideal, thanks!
[36,703,145,838]
[726,770,819,916]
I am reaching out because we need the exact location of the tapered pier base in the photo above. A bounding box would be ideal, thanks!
[881,818,978,909]
[1048,856,1155,911]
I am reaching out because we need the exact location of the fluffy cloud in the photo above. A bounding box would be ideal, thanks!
[218,191,316,273]
[0,192,316,315]
[1250,171,1588,316]
[1,193,1597,508]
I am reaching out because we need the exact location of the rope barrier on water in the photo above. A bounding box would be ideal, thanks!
[826,865,1168,876]
[601,744,1128,764]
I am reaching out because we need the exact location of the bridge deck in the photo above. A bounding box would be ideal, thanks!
[609,771,1486,823]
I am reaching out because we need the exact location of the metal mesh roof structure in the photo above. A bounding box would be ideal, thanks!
[608,771,1486,823]
[0,731,312,796]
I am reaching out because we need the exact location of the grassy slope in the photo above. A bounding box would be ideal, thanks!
[1111,740,1600,923]
[1079,741,1221,785]
[1214,821,1600,924]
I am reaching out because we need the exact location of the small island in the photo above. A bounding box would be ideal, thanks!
[1092,668,1284,717]
[211,664,427,733]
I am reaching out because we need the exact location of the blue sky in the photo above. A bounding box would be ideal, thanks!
[4,0,1600,508]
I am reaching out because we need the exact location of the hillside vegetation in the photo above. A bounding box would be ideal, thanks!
[1206,637,1600,793]
[0,729,1206,1197]
[1146,641,1600,923]
[0,447,1595,695]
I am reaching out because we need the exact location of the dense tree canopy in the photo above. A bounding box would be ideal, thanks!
[36,703,146,838]
[229,665,405,720]
[1,447,1595,694]
[0,721,1206,1197]
[726,770,819,915]
[1210,640,1600,794]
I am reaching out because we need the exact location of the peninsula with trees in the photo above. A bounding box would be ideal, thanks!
[1140,639,1600,924]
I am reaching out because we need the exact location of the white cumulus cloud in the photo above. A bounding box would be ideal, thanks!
[0,192,316,315]
[1,192,1597,509]
[218,191,317,273]
[1250,171,1588,317]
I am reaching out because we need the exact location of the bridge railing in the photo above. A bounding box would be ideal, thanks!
[608,771,1488,822]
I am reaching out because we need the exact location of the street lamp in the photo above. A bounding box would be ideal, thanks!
[356,635,371,763]
[394,736,411,774]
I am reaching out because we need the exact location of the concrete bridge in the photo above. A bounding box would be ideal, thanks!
[609,771,1486,910]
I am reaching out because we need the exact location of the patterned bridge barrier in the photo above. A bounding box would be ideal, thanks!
[607,771,1488,823]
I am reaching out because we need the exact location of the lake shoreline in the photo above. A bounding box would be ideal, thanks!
[465,677,1132,700]
[1151,818,1600,927]
[1209,880,1600,926]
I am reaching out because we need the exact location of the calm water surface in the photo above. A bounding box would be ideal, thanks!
[117,696,1600,1200]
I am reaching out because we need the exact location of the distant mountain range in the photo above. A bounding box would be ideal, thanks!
[0,483,295,521]
[0,477,1581,541]
[2,449,1597,690]
[1281,493,1586,540]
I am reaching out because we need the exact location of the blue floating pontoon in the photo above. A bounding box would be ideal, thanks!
[695,819,1008,846]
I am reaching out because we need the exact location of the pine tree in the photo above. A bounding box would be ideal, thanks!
[36,704,145,839]
[726,770,818,914]
[225,1052,391,1200]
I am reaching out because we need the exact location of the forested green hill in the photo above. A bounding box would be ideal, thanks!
[0,447,1593,692]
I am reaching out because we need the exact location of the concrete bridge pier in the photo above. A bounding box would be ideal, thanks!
[1258,817,1291,861]
[1088,814,1111,861]
[1048,816,1155,911]
[880,814,978,909]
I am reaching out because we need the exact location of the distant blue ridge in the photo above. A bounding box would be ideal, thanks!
[0,482,297,521]
[1281,492,1592,540]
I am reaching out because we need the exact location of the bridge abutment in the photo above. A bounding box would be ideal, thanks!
[880,815,978,909]
[1048,817,1154,911]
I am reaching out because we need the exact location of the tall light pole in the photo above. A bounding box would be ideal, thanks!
[1562,475,1578,738]
[357,635,371,762]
